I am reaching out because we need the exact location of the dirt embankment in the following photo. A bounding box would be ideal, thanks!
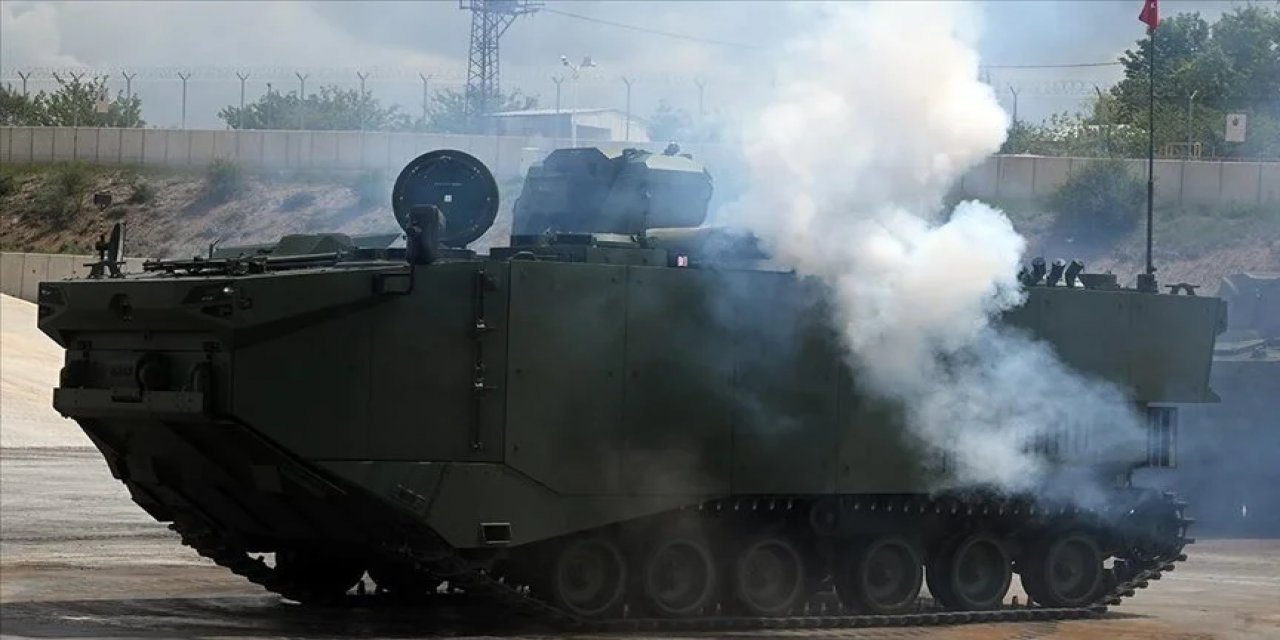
[0,164,521,261]
[1,163,1275,287]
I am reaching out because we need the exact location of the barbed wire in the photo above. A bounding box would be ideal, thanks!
[0,66,1117,97]
[0,66,468,82]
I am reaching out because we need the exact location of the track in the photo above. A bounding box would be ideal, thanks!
[168,490,1193,633]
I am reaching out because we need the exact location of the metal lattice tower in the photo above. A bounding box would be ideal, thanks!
[460,0,540,130]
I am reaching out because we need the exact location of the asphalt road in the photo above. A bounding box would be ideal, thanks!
[1,447,1278,640]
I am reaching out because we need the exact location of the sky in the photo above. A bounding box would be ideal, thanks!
[0,0,1242,130]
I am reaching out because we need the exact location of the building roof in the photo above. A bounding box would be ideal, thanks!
[486,107,646,122]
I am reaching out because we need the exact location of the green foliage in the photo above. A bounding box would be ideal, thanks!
[0,171,16,198]
[350,170,385,208]
[218,84,414,131]
[646,99,730,143]
[1000,116,1123,157]
[33,162,95,227]
[1108,5,1280,158]
[51,162,93,202]
[1046,159,1145,243]
[203,159,246,204]
[424,87,538,134]
[127,179,156,205]
[0,75,144,127]
[279,191,316,212]
[0,85,42,126]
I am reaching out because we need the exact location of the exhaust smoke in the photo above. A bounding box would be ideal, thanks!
[725,1,1147,495]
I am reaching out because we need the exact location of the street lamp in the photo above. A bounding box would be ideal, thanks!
[1186,89,1200,159]
[561,55,597,147]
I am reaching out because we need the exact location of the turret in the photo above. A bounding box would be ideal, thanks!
[510,146,713,242]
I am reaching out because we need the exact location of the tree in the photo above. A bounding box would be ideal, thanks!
[646,99,731,143]
[0,85,39,126]
[1109,6,1280,158]
[0,74,143,127]
[1046,158,1145,247]
[217,84,413,131]
[423,88,538,134]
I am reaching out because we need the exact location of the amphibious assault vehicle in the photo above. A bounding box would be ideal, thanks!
[37,147,1226,630]
[1177,273,1279,536]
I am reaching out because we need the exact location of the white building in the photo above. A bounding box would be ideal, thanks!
[485,108,651,143]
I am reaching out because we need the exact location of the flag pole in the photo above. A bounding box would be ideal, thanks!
[1139,1,1159,293]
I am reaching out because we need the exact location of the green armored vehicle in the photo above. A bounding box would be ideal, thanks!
[1177,273,1279,536]
[37,147,1225,629]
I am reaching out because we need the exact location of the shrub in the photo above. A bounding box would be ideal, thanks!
[106,205,128,219]
[127,180,156,205]
[204,159,246,204]
[351,170,386,208]
[32,162,94,227]
[50,162,93,201]
[280,191,316,212]
[0,171,16,198]
[1046,158,1144,245]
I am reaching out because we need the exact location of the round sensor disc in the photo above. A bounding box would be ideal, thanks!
[391,149,499,248]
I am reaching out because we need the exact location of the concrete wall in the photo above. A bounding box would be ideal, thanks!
[2,127,1277,208]
[952,153,1279,208]
[1,252,153,303]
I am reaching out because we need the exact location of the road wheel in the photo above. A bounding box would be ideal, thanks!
[274,549,365,600]
[639,534,719,617]
[929,532,1011,611]
[1021,532,1105,608]
[545,536,627,618]
[728,534,807,616]
[835,535,923,614]
[368,562,442,598]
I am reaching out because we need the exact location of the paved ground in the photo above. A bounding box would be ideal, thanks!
[0,295,90,449]
[1,447,1278,640]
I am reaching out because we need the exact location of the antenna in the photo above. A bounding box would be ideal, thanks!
[87,222,127,279]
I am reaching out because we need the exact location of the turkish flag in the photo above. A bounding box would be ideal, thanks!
[1139,0,1159,31]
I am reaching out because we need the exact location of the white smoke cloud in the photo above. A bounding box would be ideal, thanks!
[726,1,1146,494]
[0,2,87,67]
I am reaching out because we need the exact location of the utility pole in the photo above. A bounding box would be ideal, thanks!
[177,72,190,128]
[552,75,565,113]
[1093,85,1111,156]
[121,72,137,100]
[694,77,707,115]
[297,72,309,129]
[622,76,634,141]
[1008,84,1020,124]
[419,73,432,124]
[357,71,369,131]
[1186,89,1199,159]
[236,72,249,130]
[265,83,274,130]
[562,55,597,147]
[17,70,30,96]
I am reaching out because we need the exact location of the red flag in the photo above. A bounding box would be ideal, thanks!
[1139,0,1159,31]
